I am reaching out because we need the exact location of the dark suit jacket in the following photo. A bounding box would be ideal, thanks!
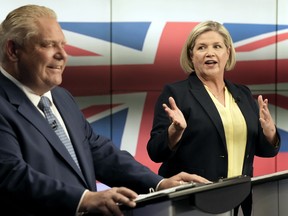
[0,72,162,216]
[147,72,280,181]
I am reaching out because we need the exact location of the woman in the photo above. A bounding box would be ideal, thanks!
[147,21,280,215]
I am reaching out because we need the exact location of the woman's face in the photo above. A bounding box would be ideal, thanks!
[191,31,230,79]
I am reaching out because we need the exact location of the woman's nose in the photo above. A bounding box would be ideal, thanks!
[206,48,215,57]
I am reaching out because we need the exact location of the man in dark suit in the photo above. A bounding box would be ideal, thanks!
[0,5,210,216]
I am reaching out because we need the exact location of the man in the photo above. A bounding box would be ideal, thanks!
[0,4,209,216]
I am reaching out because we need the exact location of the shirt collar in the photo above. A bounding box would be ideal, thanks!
[0,66,52,107]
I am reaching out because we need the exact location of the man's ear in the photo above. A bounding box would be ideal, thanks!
[6,40,20,61]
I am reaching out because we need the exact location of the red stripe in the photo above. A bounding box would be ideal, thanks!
[82,104,121,118]
[235,32,288,52]
[65,44,100,56]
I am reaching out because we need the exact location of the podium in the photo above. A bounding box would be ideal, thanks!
[250,170,288,216]
[123,175,251,216]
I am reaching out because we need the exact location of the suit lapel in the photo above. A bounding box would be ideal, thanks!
[0,73,90,188]
[18,99,89,187]
[52,90,95,190]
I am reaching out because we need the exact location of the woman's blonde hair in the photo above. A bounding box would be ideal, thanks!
[180,21,236,74]
[0,4,57,62]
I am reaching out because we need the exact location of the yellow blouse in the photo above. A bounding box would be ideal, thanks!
[206,86,247,177]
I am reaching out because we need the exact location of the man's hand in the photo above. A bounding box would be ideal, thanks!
[79,187,138,216]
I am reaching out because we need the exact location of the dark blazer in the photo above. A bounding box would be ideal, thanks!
[147,72,280,181]
[0,72,162,216]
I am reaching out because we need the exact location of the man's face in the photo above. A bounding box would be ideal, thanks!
[16,17,68,95]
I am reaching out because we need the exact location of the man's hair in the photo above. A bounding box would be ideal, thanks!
[0,4,57,61]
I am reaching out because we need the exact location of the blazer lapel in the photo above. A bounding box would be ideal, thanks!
[188,73,257,154]
[225,80,257,154]
[188,73,227,148]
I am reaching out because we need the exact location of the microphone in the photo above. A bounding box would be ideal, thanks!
[50,120,58,130]
[235,96,241,103]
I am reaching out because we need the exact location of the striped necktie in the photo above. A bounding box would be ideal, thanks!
[38,96,81,170]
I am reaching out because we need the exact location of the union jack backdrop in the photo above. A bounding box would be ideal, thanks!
[2,0,288,189]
